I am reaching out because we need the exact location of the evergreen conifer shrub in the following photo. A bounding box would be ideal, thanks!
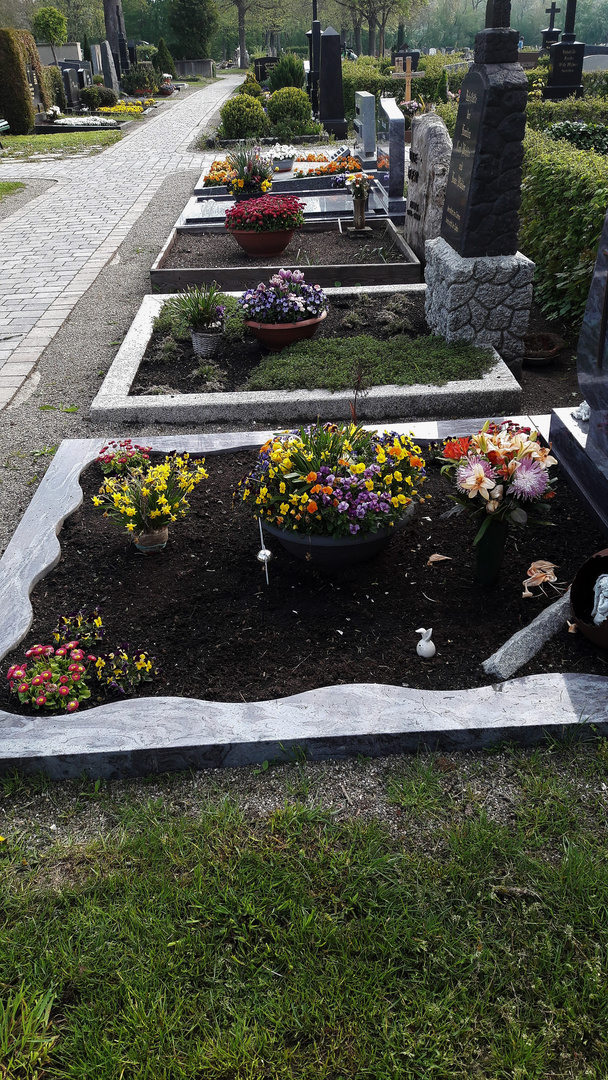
[0,28,35,134]
[268,53,305,92]
[154,38,177,79]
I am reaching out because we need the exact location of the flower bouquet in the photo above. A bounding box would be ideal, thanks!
[271,142,296,171]
[238,269,327,349]
[163,284,226,357]
[238,423,426,565]
[225,195,305,258]
[92,453,209,553]
[225,143,274,198]
[440,420,557,584]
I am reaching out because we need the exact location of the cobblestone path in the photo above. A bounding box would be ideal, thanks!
[0,75,239,408]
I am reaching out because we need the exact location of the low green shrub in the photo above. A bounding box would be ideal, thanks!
[435,101,458,137]
[246,333,492,391]
[41,64,66,111]
[268,53,305,92]
[97,85,118,107]
[527,94,608,130]
[582,69,608,97]
[268,85,310,124]
[546,119,608,154]
[526,65,548,91]
[93,74,104,84]
[79,85,100,110]
[238,72,263,98]
[219,94,269,138]
[120,63,159,96]
[520,128,608,324]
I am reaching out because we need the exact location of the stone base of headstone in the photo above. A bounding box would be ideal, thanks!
[549,409,608,537]
[424,236,534,376]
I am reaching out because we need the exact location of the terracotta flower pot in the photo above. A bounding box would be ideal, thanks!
[244,309,327,351]
[228,228,295,258]
[262,505,415,568]
[134,526,169,554]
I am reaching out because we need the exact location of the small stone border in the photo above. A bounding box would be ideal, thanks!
[1,426,607,780]
[90,286,522,426]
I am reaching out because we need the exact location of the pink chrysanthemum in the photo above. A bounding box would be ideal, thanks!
[510,457,548,501]
[456,456,497,500]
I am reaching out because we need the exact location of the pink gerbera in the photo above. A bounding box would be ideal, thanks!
[456,456,497,500]
[510,458,548,501]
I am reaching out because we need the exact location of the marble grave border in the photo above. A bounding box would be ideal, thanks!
[89,286,522,426]
[2,424,608,780]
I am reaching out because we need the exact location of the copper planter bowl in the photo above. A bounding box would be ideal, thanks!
[229,228,295,258]
[244,309,327,351]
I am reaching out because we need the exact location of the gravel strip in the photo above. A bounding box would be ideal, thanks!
[0,178,56,222]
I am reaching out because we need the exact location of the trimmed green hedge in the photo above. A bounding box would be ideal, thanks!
[527,94,608,130]
[219,94,269,138]
[0,29,35,133]
[520,128,608,324]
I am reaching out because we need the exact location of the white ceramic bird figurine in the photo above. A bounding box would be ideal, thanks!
[416,627,436,659]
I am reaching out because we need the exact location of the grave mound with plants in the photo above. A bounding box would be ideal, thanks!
[2,423,606,719]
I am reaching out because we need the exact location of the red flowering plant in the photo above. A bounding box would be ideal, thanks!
[224,194,305,234]
[96,439,151,476]
[439,420,558,544]
[7,643,95,713]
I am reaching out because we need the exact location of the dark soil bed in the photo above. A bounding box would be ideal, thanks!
[166,225,406,269]
[2,450,606,716]
[134,292,429,396]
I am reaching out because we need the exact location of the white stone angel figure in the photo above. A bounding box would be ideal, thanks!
[591,574,608,626]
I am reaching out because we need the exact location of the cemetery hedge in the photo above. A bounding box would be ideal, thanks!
[520,128,608,324]
[42,62,66,111]
[526,95,608,131]
[0,28,35,134]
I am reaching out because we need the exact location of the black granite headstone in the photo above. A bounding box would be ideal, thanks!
[543,0,584,98]
[439,12,528,258]
[319,26,347,138]
[254,56,279,82]
[549,207,608,536]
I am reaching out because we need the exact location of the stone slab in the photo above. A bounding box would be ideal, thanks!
[89,287,522,426]
[482,590,572,680]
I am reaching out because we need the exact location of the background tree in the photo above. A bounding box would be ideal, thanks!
[168,0,218,56]
[31,5,67,62]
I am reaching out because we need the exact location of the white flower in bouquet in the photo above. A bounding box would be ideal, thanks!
[272,143,296,159]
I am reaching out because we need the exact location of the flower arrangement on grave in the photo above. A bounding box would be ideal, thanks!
[295,151,329,162]
[92,453,209,551]
[98,104,144,118]
[238,423,427,538]
[6,610,159,712]
[401,100,421,128]
[440,420,558,585]
[96,439,152,475]
[163,284,226,356]
[271,143,297,169]
[46,104,62,121]
[345,173,372,200]
[294,154,361,178]
[203,158,231,187]
[225,143,274,197]
[239,269,327,324]
[225,194,304,234]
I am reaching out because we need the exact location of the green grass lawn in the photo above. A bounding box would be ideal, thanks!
[2,739,608,1077]
[246,334,494,392]
[0,181,24,201]
[0,131,122,160]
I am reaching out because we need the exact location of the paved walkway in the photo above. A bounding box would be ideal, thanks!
[0,75,240,409]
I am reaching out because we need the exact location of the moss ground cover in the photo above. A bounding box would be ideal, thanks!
[0,180,24,201]
[0,130,122,159]
[3,739,608,1077]
[246,334,493,391]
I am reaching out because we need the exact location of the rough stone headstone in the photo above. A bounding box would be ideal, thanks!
[90,44,103,76]
[354,90,375,159]
[549,206,608,536]
[405,113,452,263]
[319,26,347,137]
[101,39,120,95]
[543,0,584,98]
[425,0,533,372]
[103,0,128,79]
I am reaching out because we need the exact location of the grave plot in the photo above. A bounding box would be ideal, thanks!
[89,286,521,425]
[151,218,421,292]
[1,427,608,780]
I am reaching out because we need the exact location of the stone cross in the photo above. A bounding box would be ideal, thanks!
[546,2,560,30]
[485,0,511,28]
[404,56,412,102]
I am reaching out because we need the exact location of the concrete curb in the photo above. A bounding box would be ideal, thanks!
[90,286,522,426]
[1,425,607,781]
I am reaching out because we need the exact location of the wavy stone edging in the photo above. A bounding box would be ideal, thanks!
[89,286,522,426]
[2,428,607,781]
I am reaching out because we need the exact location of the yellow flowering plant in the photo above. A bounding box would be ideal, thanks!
[238,423,427,538]
[225,143,274,197]
[92,453,209,535]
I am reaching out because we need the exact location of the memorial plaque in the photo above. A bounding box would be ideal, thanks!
[441,71,485,249]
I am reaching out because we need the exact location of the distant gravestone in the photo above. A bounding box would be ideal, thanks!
[101,39,120,95]
[405,113,452,264]
[543,0,584,98]
[254,56,279,82]
[62,66,81,109]
[354,90,375,159]
[550,209,608,536]
[90,43,103,76]
[319,26,347,137]
[425,0,534,371]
